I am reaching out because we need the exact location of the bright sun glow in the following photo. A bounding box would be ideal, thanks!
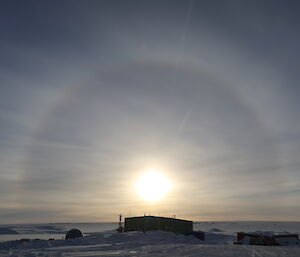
[135,170,171,202]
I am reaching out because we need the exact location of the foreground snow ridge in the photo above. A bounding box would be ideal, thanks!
[0,230,300,257]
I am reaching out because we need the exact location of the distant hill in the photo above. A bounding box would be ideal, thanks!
[0,228,18,234]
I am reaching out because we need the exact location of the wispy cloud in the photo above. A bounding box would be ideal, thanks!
[0,0,299,223]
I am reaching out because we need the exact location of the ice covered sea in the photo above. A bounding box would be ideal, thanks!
[0,221,299,256]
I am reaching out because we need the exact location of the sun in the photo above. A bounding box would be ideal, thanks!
[135,170,171,202]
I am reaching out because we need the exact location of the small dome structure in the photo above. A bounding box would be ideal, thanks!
[65,228,83,240]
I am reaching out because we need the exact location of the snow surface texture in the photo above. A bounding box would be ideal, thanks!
[0,222,299,256]
[0,230,300,257]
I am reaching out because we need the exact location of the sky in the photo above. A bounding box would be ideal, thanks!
[0,0,300,223]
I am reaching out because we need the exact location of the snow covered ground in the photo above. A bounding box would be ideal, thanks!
[0,222,299,256]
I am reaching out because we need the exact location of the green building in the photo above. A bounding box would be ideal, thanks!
[124,216,193,235]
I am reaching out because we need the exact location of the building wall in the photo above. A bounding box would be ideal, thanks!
[124,216,193,235]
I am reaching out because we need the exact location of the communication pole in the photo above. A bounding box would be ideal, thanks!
[117,214,123,233]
